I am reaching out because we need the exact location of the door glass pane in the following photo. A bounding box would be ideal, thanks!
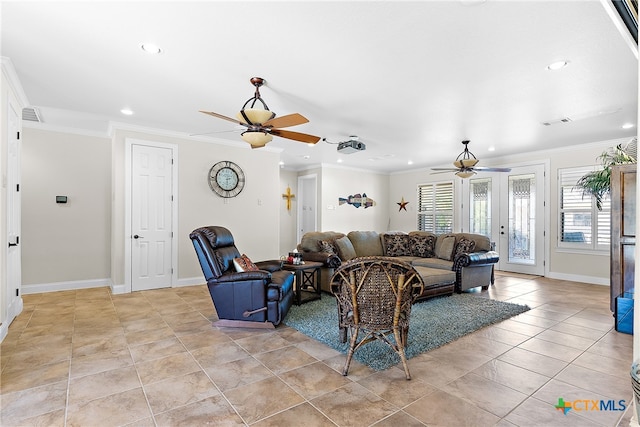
[508,174,535,265]
[469,178,491,237]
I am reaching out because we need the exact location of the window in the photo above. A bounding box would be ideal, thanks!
[558,166,610,251]
[417,181,454,233]
[469,178,491,237]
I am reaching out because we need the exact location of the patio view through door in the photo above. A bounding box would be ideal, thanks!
[465,164,545,276]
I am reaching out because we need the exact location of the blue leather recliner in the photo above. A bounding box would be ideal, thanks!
[189,226,294,326]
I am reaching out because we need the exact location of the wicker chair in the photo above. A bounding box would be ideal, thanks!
[330,256,424,380]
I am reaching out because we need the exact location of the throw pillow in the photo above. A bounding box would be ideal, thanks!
[233,254,259,272]
[410,234,436,258]
[435,235,456,261]
[318,240,337,255]
[383,234,412,256]
[334,236,357,261]
[454,237,476,258]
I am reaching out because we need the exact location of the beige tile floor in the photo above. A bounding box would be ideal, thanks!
[0,272,634,426]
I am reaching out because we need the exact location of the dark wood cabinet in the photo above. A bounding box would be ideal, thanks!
[610,164,636,311]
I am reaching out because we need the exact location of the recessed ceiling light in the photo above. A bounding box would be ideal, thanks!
[337,158,343,163]
[140,43,162,54]
[120,108,134,115]
[622,123,635,129]
[407,160,413,165]
[546,60,569,71]
[488,146,495,152]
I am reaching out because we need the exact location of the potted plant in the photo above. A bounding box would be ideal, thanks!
[576,140,636,210]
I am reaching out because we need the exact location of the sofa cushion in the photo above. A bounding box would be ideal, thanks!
[382,233,412,256]
[454,237,476,258]
[411,257,454,270]
[335,236,357,261]
[410,234,436,258]
[299,231,345,252]
[435,235,456,261]
[347,231,384,256]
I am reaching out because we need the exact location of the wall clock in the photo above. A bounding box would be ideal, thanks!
[208,161,245,198]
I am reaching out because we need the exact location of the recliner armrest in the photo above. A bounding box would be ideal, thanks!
[212,270,272,283]
[255,260,283,273]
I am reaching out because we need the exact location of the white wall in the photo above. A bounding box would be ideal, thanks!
[21,129,111,288]
[279,168,298,255]
[319,165,390,233]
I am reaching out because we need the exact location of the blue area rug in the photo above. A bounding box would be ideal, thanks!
[284,293,530,371]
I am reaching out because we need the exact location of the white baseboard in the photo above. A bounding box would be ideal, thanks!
[546,271,609,286]
[21,278,113,295]
[177,276,205,287]
[0,295,24,343]
[21,277,206,297]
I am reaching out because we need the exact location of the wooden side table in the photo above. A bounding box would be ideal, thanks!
[282,261,323,305]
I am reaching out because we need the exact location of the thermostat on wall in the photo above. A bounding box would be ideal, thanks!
[56,196,67,204]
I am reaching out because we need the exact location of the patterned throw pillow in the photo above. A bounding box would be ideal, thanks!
[454,237,476,258]
[410,234,436,258]
[383,234,412,257]
[318,240,337,255]
[233,254,259,272]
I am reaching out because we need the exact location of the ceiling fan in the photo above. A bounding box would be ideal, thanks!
[199,77,321,149]
[431,140,512,178]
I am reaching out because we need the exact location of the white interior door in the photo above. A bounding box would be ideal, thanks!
[6,102,21,307]
[131,144,173,291]
[498,164,546,275]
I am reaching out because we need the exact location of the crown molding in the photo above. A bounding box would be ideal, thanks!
[1,56,30,107]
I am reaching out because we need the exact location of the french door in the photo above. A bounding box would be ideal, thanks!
[464,164,546,275]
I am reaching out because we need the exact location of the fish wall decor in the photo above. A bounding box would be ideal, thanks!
[338,193,376,208]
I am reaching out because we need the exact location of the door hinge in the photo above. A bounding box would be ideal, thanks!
[171,231,173,238]
[15,289,19,297]
[171,158,174,165]
[17,131,20,140]
[171,195,174,201]
[16,184,19,192]
[171,268,174,274]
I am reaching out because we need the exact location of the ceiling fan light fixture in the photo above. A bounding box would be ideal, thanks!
[236,108,275,125]
[456,170,476,178]
[453,140,478,168]
[241,130,272,148]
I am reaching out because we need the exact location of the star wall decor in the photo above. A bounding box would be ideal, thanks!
[397,197,409,211]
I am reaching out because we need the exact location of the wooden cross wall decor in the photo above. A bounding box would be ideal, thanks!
[282,186,295,211]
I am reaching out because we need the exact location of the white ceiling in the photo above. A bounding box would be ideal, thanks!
[2,1,638,173]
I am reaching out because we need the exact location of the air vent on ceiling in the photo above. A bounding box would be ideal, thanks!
[22,107,42,122]
[541,117,572,126]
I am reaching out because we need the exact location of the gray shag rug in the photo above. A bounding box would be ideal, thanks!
[284,293,530,371]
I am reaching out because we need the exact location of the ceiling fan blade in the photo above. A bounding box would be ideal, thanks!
[430,168,459,171]
[263,113,309,129]
[269,128,321,144]
[199,110,246,125]
[473,167,512,172]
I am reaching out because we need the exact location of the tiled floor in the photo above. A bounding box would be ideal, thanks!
[0,272,634,426]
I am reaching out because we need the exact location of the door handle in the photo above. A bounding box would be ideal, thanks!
[8,236,19,247]
[8,242,18,247]
[133,234,144,239]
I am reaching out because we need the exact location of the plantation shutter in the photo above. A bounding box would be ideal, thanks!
[417,181,453,233]
[558,166,610,250]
